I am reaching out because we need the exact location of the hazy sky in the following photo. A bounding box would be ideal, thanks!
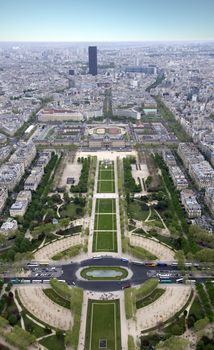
[0,0,213,42]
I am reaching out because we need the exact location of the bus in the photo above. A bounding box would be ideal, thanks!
[159,279,174,283]
[32,279,42,283]
[10,279,21,284]
[26,262,39,268]
[132,260,144,265]
[158,274,171,279]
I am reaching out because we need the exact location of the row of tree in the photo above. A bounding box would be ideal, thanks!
[71,157,91,193]
[123,157,142,194]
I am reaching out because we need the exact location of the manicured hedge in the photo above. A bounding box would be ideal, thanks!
[135,278,159,301]
[205,281,214,308]
[50,278,71,301]
[3,325,36,350]
[196,283,213,322]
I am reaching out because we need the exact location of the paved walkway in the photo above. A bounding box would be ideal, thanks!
[114,159,122,255]
[87,158,99,255]
[128,284,192,337]
[130,234,175,261]
[78,291,88,350]
[17,285,72,330]
[34,235,82,261]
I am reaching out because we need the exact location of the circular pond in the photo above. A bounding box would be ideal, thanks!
[80,266,129,280]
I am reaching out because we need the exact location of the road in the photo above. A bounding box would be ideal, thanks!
[4,257,213,292]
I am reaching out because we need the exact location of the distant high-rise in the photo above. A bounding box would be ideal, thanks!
[88,46,97,76]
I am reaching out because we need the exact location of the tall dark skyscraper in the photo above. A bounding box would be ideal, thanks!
[88,46,97,76]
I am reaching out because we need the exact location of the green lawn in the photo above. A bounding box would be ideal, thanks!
[22,313,51,338]
[136,288,165,309]
[94,213,116,231]
[128,201,150,221]
[80,266,128,280]
[85,300,121,350]
[96,198,116,213]
[97,180,115,193]
[59,203,82,219]
[93,231,117,252]
[97,161,115,193]
[40,334,65,350]
[52,245,82,260]
[42,288,70,309]
[98,169,114,181]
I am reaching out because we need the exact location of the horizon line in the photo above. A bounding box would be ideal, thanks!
[0,39,214,43]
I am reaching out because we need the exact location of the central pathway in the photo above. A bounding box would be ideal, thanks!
[78,157,128,350]
[88,158,122,256]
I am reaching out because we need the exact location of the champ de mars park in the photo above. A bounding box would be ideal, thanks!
[0,145,214,350]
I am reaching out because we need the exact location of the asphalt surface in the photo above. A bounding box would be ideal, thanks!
[61,257,180,291]
[4,257,213,291]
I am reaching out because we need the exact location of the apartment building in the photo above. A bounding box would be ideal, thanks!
[169,166,188,190]
[162,150,177,167]
[16,190,32,203]
[9,190,32,217]
[38,108,83,122]
[9,143,36,169]
[189,161,214,190]
[181,189,201,218]
[0,218,18,235]
[205,187,214,216]
[24,168,43,191]
[0,187,8,213]
[177,143,204,170]
[9,201,29,217]
[37,151,52,167]
[0,163,23,191]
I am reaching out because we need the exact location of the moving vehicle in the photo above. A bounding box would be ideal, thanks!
[32,279,42,283]
[176,278,183,283]
[10,278,21,284]
[157,262,168,267]
[159,279,174,283]
[144,262,157,267]
[121,257,129,262]
[158,274,171,278]
[26,262,39,268]
[92,255,102,260]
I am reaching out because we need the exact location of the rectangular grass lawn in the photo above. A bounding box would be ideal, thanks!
[94,213,116,231]
[96,198,116,213]
[97,161,115,193]
[85,300,121,350]
[93,231,117,251]
[98,168,114,181]
[97,179,115,193]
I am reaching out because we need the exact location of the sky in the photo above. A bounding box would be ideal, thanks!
[0,0,213,42]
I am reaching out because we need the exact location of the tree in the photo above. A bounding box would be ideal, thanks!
[175,250,185,270]
[5,283,12,292]
[156,336,189,350]
[8,314,18,326]
[194,317,209,332]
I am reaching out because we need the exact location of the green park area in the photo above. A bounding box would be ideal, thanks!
[93,198,117,252]
[85,299,121,350]
[97,161,115,193]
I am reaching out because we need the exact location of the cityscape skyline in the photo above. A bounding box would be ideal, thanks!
[0,0,214,42]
